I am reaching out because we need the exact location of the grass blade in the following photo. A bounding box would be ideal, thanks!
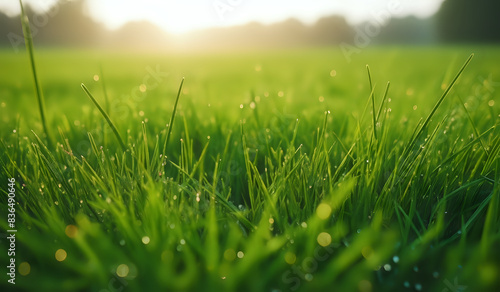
[99,65,110,113]
[367,65,378,139]
[162,78,185,155]
[405,54,474,154]
[457,94,489,158]
[81,83,127,152]
[19,0,52,147]
[376,81,390,123]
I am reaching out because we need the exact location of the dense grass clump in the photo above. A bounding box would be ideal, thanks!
[0,43,499,291]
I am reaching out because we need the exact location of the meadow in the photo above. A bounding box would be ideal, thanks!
[0,44,499,291]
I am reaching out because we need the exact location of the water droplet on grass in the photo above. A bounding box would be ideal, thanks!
[55,249,67,262]
[317,232,332,247]
[305,274,313,281]
[116,264,129,277]
[19,262,30,276]
[316,204,332,220]
[284,252,296,265]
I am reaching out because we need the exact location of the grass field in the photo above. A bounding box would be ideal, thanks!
[1,44,499,292]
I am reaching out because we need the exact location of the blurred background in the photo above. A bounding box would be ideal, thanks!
[0,0,499,52]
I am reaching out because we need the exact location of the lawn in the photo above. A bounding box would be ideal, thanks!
[0,45,499,291]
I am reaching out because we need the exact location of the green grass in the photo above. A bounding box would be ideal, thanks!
[0,45,499,292]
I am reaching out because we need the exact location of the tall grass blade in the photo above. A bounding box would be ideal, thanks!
[367,65,377,139]
[162,78,185,155]
[405,54,474,154]
[457,95,489,158]
[99,65,110,113]
[81,83,127,151]
[19,0,52,147]
[376,81,390,123]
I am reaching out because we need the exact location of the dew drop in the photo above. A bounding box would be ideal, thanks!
[116,264,129,278]
[317,232,332,247]
[18,262,30,276]
[55,249,67,262]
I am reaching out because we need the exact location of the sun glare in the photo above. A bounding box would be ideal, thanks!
[0,0,445,35]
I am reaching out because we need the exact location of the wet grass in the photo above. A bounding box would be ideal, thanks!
[0,45,499,291]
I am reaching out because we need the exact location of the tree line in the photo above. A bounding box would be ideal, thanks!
[0,0,498,52]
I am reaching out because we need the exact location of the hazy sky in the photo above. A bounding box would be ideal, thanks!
[1,0,444,34]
